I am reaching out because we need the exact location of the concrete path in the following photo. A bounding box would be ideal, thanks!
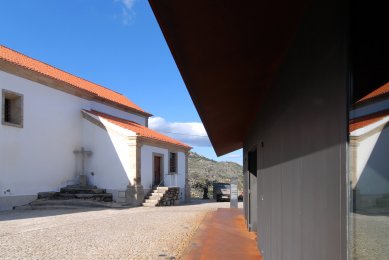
[183,208,262,260]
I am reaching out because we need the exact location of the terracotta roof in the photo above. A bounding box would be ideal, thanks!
[85,110,191,149]
[357,81,389,104]
[349,109,389,132]
[0,45,149,116]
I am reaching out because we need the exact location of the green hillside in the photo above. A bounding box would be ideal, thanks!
[188,151,243,198]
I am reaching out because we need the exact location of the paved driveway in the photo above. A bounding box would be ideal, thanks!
[0,201,235,260]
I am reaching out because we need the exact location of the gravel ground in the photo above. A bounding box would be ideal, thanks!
[352,213,389,260]
[0,200,240,260]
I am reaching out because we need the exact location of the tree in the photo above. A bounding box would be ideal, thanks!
[188,152,243,199]
[190,166,217,199]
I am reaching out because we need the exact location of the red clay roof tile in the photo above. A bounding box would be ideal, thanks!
[86,110,191,149]
[349,109,389,132]
[0,45,149,115]
[357,81,389,104]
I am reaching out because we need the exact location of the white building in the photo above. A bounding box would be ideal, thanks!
[350,82,389,211]
[0,45,191,211]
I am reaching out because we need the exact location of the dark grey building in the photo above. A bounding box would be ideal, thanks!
[149,0,389,259]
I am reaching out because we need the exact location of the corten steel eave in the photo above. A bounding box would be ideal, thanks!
[149,0,311,156]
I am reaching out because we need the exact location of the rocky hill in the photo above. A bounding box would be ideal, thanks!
[188,151,243,198]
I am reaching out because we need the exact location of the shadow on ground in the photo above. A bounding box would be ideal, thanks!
[0,207,116,221]
[0,198,239,221]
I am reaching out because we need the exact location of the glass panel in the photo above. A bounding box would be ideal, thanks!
[349,3,389,258]
[4,98,11,122]
[169,152,176,172]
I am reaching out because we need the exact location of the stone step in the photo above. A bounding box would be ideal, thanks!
[147,194,163,200]
[155,187,169,191]
[74,193,112,199]
[37,192,58,199]
[144,198,159,204]
[148,194,165,199]
[60,187,106,194]
[142,202,157,207]
[143,186,180,207]
[63,193,112,202]
[149,192,166,196]
[15,199,127,209]
[38,192,113,202]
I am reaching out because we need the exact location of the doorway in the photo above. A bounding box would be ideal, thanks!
[153,155,162,186]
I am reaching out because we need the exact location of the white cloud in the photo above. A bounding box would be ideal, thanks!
[121,0,135,10]
[114,0,136,25]
[149,117,212,147]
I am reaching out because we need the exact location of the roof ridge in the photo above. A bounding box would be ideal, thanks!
[349,109,389,132]
[89,109,141,126]
[0,45,150,115]
[356,81,389,104]
[85,109,191,149]
[0,45,125,95]
[350,108,389,124]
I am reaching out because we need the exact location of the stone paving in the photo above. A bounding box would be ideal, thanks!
[0,200,239,260]
[352,213,389,260]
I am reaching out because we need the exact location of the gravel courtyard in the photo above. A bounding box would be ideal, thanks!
[0,201,236,260]
[352,213,389,260]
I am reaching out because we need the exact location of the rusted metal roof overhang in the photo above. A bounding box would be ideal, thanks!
[149,0,310,155]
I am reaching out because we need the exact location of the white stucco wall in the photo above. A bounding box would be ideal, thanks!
[176,152,187,201]
[82,118,137,200]
[0,71,89,209]
[140,145,168,191]
[354,126,389,195]
[355,131,380,182]
[0,70,147,209]
[140,145,186,201]
[90,101,147,126]
[162,151,186,195]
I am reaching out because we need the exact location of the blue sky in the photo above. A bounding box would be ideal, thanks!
[0,0,242,164]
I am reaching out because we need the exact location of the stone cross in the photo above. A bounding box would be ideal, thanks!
[73,147,92,186]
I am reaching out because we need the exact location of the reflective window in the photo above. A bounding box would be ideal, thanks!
[349,3,389,258]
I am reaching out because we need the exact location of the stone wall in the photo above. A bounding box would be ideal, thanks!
[158,187,180,206]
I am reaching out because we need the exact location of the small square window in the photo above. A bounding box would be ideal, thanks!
[2,89,23,127]
[169,152,177,173]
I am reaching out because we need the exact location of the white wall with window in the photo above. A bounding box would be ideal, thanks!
[140,145,187,201]
[140,145,168,193]
[0,71,88,210]
[2,89,23,127]
[0,70,148,210]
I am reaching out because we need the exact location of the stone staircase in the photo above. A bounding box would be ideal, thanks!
[38,185,113,202]
[15,185,117,210]
[143,186,180,207]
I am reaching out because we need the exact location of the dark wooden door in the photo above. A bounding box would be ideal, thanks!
[154,156,161,185]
